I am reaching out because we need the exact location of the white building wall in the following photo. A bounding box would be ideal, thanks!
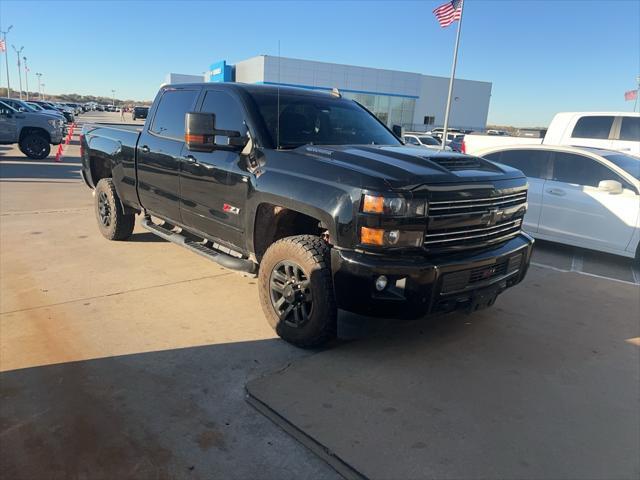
[234,56,265,84]
[260,55,421,97]
[165,73,205,84]
[414,76,491,131]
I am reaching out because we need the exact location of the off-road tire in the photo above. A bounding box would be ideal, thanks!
[259,235,337,348]
[19,133,50,160]
[94,178,135,241]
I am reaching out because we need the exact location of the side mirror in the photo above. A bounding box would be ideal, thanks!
[185,112,248,152]
[598,180,623,194]
[392,124,403,139]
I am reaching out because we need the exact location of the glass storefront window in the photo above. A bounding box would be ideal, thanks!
[341,91,415,128]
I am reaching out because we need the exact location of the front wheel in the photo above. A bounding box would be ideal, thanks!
[94,178,135,240]
[19,133,50,159]
[259,235,337,348]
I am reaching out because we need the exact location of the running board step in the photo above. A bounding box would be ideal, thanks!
[141,216,257,274]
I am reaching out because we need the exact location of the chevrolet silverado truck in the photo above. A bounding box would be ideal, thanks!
[80,83,534,347]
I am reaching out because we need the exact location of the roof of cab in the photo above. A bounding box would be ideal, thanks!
[162,82,341,98]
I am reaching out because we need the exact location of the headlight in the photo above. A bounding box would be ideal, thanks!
[361,194,426,216]
[47,119,61,127]
[360,227,424,247]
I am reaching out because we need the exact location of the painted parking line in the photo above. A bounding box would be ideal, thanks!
[570,252,584,272]
[531,261,640,287]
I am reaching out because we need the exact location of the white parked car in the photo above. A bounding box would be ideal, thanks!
[476,144,640,260]
[465,112,640,157]
[403,133,452,151]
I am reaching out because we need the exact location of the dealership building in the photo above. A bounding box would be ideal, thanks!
[165,55,492,131]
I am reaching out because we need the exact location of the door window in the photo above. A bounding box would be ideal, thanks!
[571,116,614,139]
[619,117,640,141]
[200,90,246,132]
[0,102,15,116]
[551,152,624,187]
[150,89,199,140]
[494,149,550,178]
[404,136,419,145]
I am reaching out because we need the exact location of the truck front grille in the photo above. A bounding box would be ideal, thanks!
[425,190,527,252]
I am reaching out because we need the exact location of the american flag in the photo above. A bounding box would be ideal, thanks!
[0,39,5,53]
[624,89,638,101]
[433,0,463,28]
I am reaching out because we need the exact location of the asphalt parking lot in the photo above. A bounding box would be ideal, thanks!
[1,112,639,479]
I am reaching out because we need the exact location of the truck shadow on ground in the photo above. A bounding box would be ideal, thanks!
[0,160,82,182]
[1,317,426,480]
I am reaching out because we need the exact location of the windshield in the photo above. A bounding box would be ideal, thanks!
[419,136,440,146]
[249,91,401,149]
[601,152,640,180]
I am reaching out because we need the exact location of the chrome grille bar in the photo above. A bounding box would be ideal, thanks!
[424,220,522,245]
[429,191,527,206]
[425,219,522,239]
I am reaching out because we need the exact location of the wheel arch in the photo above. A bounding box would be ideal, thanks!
[19,127,51,144]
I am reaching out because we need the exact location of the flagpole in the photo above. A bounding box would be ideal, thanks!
[441,0,465,150]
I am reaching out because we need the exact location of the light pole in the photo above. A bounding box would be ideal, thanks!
[23,56,29,101]
[41,83,46,101]
[1,25,12,98]
[36,72,42,100]
[111,89,115,108]
[11,45,23,100]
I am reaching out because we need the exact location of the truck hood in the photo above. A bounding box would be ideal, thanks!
[298,145,525,190]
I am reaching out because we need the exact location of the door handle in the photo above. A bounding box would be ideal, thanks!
[182,155,197,164]
[546,188,566,196]
[140,145,150,153]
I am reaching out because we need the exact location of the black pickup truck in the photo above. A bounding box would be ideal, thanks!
[80,83,533,347]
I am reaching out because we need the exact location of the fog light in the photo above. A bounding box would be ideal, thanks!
[375,275,388,291]
[386,230,400,245]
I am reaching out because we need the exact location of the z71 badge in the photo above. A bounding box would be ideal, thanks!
[223,203,240,215]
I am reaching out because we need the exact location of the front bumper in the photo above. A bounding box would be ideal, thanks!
[50,129,64,145]
[331,233,534,318]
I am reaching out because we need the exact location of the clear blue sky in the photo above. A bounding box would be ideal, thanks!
[1,0,638,126]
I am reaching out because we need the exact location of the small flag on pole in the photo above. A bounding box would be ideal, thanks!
[625,89,638,101]
[433,0,463,28]
[0,39,6,52]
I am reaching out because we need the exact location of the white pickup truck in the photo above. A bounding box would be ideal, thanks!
[465,112,640,156]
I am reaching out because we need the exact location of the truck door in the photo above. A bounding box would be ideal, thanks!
[0,103,18,142]
[179,89,250,250]
[566,115,616,150]
[610,116,640,156]
[137,88,199,224]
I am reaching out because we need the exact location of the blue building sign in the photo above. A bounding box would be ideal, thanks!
[208,60,233,82]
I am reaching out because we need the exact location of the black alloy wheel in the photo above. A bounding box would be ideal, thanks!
[269,260,313,328]
[20,134,50,159]
[97,190,111,227]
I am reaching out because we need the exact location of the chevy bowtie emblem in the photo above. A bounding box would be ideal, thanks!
[486,208,503,226]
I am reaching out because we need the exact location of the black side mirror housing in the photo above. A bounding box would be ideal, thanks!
[392,124,403,139]
[185,112,248,152]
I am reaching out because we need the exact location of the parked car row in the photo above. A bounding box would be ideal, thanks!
[0,98,65,159]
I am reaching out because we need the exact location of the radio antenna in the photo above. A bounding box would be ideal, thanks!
[277,40,281,149]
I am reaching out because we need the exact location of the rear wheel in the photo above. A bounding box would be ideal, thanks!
[259,235,337,348]
[94,178,135,240]
[19,133,50,159]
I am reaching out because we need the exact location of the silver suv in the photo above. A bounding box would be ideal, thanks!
[0,100,64,159]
